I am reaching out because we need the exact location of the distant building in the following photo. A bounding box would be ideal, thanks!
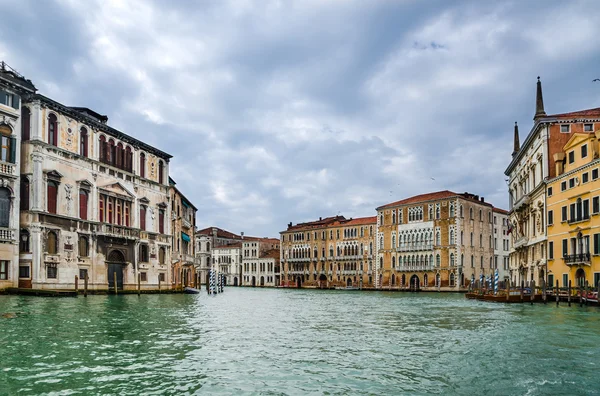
[280,215,377,289]
[212,242,241,286]
[195,226,242,285]
[241,237,280,287]
[376,191,495,291]
[547,130,600,289]
[492,208,511,282]
[169,177,198,289]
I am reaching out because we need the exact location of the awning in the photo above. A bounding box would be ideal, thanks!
[182,200,190,209]
[181,232,190,242]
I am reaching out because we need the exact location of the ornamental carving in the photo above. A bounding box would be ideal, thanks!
[64,184,73,214]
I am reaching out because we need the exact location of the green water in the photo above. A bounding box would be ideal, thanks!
[1,289,599,395]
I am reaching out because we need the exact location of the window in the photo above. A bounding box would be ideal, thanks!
[0,260,8,280]
[548,210,553,225]
[158,160,164,184]
[569,178,575,188]
[560,124,570,133]
[80,127,88,157]
[99,136,106,162]
[561,206,567,222]
[568,151,575,164]
[158,210,164,233]
[99,195,105,222]
[140,206,146,230]
[139,244,149,262]
[562,239,568,257]
[584,123,593,132]
[0,187,10,228]
[0,125,15,163]
[159,247,165,264]
[561,181,567,191]
[471,255,474,268]
[582,144,588,158]
[548,187,553,197]
[47,231,58,254]
[583,173,589,184]
[47,266,57,279]
[79,190,88,220]
[79,269,88,281]
[594,197,599,214]
[19,265,29,279]
[78,236,88,257]
[159,273,166,282]
[139,153,146,177]
[48,113,58,146]
[470,208,473,219]
[479,209,482,221]
[594,234,600,255]
[20,179,29,211]
[549,241,554,259]
[21,107,30,141]
[47,181,58,214]
[562,274,569,289]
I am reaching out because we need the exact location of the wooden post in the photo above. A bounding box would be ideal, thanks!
[506,279,510,302]
[75,275,79,292]
[114,272,118,295]
[542,279,546,304]
[84,273,88,298]
[579,283,583,307]
[585,281,589,306]
[158,277,161,293]
[520,280,524,303]
[531,280,535,305]
[568,280,571,307]
[137,273,141,297]
[555,281,559,306]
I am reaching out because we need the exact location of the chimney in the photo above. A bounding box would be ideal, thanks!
[474,195,479,201]
[241,231,244,240]
[512,122,520,157]
[534,76,546,120]
[554,153,565,175]
[319,217,322,221]
[480,197,485,202]
[288,222,292,228]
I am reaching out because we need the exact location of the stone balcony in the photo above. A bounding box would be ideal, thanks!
[512,195,531,212]
[514,236,528,249]
[182,253,200,266]
[182,217,192,229]
[564,253,591,266]
[0,161,16,178]
[395,265,434,272]
[396,244,433,252]
[0,227,16,242]
[97,224,140,240]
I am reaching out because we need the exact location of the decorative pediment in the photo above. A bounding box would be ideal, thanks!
[45,170,63,180]
[98,182,134,198]
[78,179,93,189]
[139,197,150,204]
[563,133,589,151]
[157,202,168,208]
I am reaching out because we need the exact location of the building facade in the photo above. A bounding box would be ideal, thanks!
[280,216,377,289]
[195,226,242,286]
[547,129,600,289]
[169,177,198,289]
[212,242,241,286]
[506,77,600,287]
[0,63,36,289]
[376,191,495,291]
[493,208,511,282]
[241,237,280,287]
[18,81,173,291]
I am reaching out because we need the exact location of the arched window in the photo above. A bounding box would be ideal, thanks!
[48,113,58,146]
[79,190,88,220]
[140,205,146,230]
[449,230,454,245]
[392,256,396,268]
[47,231,58,254]
[450,253,455,266]
[450,273,455,287]
[116,143,123,168]
[436,254,441,267]
[47,181,58,214]
[19,229,30,252]
[78,235,88,257]
[99,135,106,162]
[459,205,463,218]
[469,208,473,219]
[125,146,133,172]
[158,160,164,184]
[0,124,14,163]
[140,153,146,178]
[449,204,455,217]
[139,244,149,262]
[107,139,115,165]
[392,212,396,224]
[435,231,441,246]
[80,127,88,157]
[0,187,9,228]
[159,247,165,264]
[21,107,31,141]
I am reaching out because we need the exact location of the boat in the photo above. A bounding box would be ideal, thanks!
[335,286,359,290]
[184,287,201,294]
[582,291,598,304]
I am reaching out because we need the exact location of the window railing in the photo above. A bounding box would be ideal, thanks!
[97,223,139,239]
[568,215,590,224]
[0,227,15,242]
[0,161,15,177]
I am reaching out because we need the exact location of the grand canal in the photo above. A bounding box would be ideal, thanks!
[1,289,599,395]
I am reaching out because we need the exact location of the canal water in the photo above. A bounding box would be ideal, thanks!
[1,289,599,395]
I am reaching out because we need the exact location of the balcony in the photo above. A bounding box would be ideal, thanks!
[182,253,200,266]
[513,195,530,212]
[0,227,15,242]
[514,236,528,249]
[182,217,192,229]
[564,253,591,265]
[320,257,325,261]
[395,265,434,272]
[0,161,16,178]
[396,244,433,252]
[97,224,139,240]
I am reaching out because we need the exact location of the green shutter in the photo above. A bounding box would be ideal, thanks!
[9,137,16,163]
[11,95,20,110]
[0,91,6,105]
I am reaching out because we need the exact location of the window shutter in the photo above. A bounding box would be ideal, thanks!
[9,137,16,163]
[0,91,6,105]
[47,184,57,214]
[79,192,87,220]
[11,95,20,110]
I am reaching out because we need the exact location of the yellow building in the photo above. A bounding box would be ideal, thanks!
[547,130,600,289]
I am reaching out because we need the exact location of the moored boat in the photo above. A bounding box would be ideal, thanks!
[184,287,201,294]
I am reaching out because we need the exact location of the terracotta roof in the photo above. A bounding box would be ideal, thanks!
[492,207,509,215]
[283,215,346,232]
[214,242,242,249]
[196,227,241,240]
[242,236,280,244]
[547,107,600,119]
[260,249,280,260]
[377,190,493,210]
[337,216,377,226]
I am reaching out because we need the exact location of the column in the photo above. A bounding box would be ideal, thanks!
[31,150,44,211]
[30,225,42,286]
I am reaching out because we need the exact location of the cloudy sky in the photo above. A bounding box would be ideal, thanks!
[2,0,600,237]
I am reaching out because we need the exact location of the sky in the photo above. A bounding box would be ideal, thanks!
[1,0,600,237]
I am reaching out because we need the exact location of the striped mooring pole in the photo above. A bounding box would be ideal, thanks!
[494,269,499,295]
[209,268,216,295]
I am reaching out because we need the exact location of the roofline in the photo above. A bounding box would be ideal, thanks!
[376,192,493,210]
[171,184,197,211]
[29,93,173,160]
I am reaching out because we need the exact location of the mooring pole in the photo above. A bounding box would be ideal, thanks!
[137,273,141,297]
[84,273,88,298]
[75,275,79,292]
[555,282,559,306]
[520,280,524,303]
[506,279,510,302]
[568,280,571,307]
[531,280,535,305]
[542,279,546,304]
[114,272,118,295]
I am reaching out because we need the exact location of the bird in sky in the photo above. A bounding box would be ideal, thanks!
[594,79,600,82]
[431,177,436,180]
